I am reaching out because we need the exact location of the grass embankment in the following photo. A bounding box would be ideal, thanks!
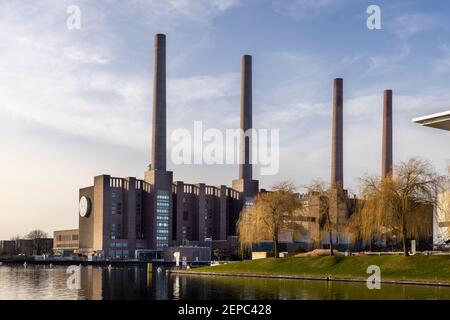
[191,256,450,283]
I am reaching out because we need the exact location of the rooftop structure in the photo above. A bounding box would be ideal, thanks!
[413,111,450,131]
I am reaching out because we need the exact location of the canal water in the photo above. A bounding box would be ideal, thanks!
[0,265,449,300]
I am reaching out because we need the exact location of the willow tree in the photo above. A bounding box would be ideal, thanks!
[307,181,351,256]
[353,158,445,256]
[237,181,303,258]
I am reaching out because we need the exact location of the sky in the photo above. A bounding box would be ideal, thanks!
[0,0,449,239]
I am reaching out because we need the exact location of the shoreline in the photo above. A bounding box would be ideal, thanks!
[169,270,450,287]
[0,260,149,266]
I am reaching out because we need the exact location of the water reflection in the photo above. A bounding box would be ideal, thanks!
[1,265,450,300]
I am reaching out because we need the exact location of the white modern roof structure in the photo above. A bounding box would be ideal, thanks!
[413,110,450,131]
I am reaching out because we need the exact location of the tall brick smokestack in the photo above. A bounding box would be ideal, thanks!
[150,34,166,171]
[331,78,344,188]
[239,55,252,180]
[382,90,393,177]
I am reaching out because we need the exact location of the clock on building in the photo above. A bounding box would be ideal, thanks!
[79,196,91,218]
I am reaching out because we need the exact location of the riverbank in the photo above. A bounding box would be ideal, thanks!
[0,259,151,266]
[173,256,450,286]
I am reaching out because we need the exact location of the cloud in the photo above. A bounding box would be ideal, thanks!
[261,102,328,124]
[0,1,240,150]
[1,1,449,240]
[115,0,240,25]
[252,70,450,192]
[388,13,442,39]
[271,0,344,20]
[434,43,450,73]
[0,0,242,239]
[367,42,411,74]
[367,12,443,76]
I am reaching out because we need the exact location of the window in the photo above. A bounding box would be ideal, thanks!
[182,226,191,240]
[244,197,254,208]
[157,222,168,227]
[155,190,170,248]
[136,224,145,240]
[111,224,122,239]
[183,211,189,221]
[112,202,122,215]
[136,203,142,215]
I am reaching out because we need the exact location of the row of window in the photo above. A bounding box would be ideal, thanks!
[109,249,129,259]
[157,194,170,200]
[156,202,169,207]
[56,235,78,241]
[110,226,147,240]
[112,203,146,215]
[110,242,128,247]
[156,242,168,248]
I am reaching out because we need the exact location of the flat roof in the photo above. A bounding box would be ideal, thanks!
[412,110,450,131]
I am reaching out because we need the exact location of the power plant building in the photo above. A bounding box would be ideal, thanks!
[77,34,437,259]
[78,34,258,259]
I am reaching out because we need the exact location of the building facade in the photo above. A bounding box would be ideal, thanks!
[53,229,79,255]
[0,239,53,256]
[78,34,258,259]
[414,112,450,248]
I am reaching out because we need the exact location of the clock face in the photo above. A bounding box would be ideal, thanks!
[79,196,91,218]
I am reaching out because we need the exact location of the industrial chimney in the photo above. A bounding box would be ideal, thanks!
[331,78,344,188]
[239,55,253,181]
[381,90,393,177]
[150,33,167,171]
[232,55,258,198]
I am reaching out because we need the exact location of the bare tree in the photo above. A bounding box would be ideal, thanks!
[351,158,445,256]
[237,181,303,258]
[25,230,48,240]
[25,229,50,255]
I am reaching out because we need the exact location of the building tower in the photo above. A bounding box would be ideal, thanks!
[382,89,393,178]
[145,34,173,249]
[331,78,344,189]
[233,55,259,201]
[150,33,167,171]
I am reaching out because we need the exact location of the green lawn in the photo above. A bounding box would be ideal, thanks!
[192,255,450,282]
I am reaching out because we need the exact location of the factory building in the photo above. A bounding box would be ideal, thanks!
[53,229,79,256]
[78,34,258,259]
[280,82,396,251]
[76,33,439,259]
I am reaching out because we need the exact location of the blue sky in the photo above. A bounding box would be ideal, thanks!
[0,0,449,239]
